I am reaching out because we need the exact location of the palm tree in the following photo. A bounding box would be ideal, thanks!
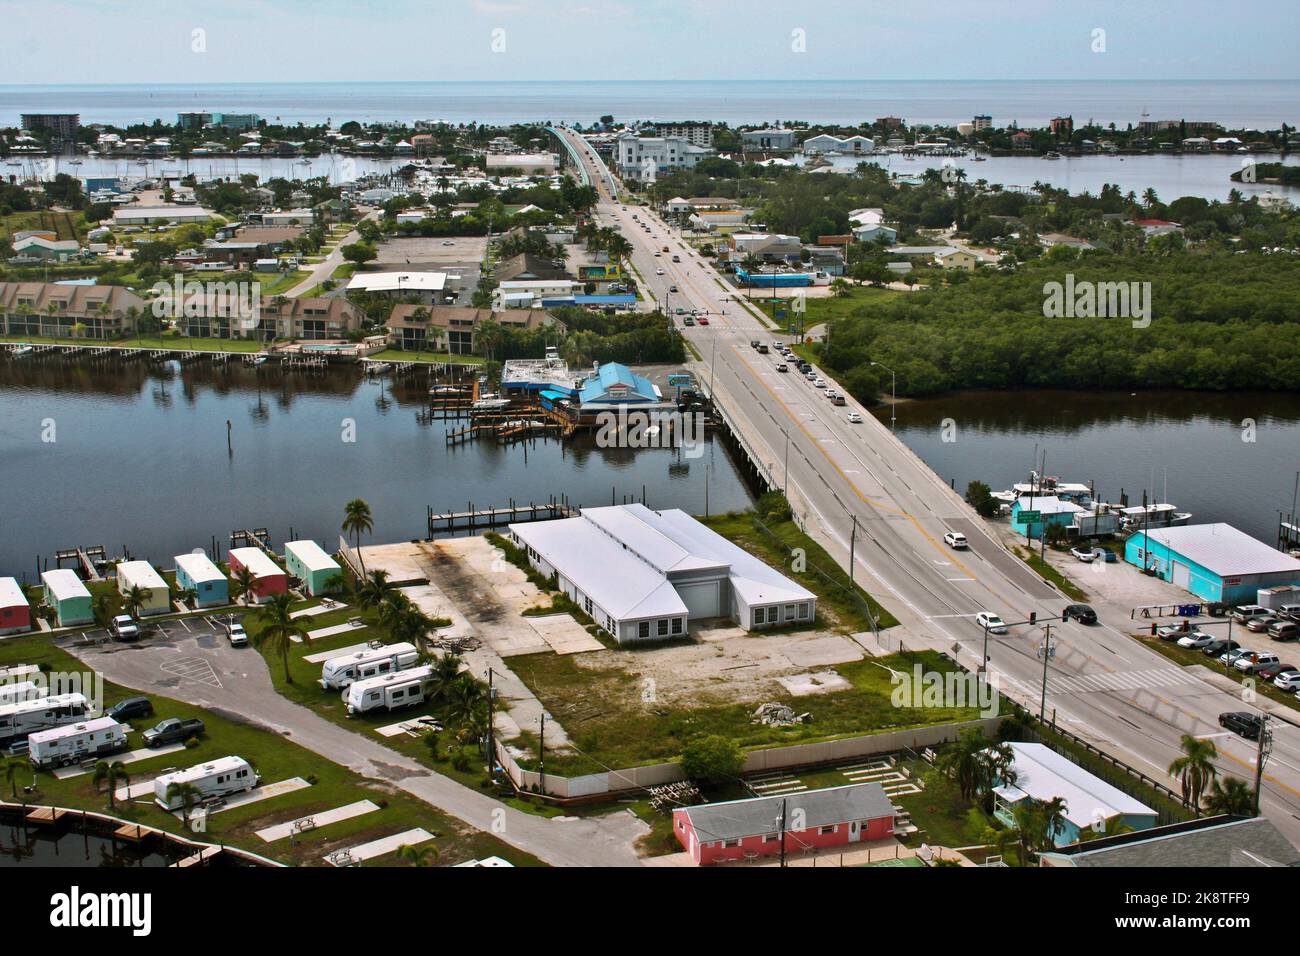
[409,305,430,360]
[427,652,464,703]
[4,756,28,799]
[357,569,397,611]
[90,591,117,628]
[395,841,439,866]
[1077,815,1135,842]
[936,727,987,801]
[254,593,309,684]
[1141,187,1159,209]
[390,604,434,650]
[92,760,130,809]
[443,672,488,740]
[1169,734,1218,808]
[166,781,203,825]
[230,564,259,607]
[1040,796,1069,846]
[121,584,152,621]
[341,499,374,580]
[1202,776,1256,816]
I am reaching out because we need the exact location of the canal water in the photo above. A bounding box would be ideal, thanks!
[873,389,1300,546]
[0,357,753,581]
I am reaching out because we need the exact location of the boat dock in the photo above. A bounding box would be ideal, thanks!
[54,545,108,582]
[230,527,275,555]
[426,497,577,534]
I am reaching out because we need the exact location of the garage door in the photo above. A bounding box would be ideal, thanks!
[676,581,721,618]
[1172,562,1191,589]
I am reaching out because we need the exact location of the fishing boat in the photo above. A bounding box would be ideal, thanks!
[1043,151,1062,160]
[971,154,987,162]
[365,362,391,375]
[66,158,83,166]
[1118,503,1193,531]
[472,396,512,413]
[428,384,468,396]
[9,344,34,357]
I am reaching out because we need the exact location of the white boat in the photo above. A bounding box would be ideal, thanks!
[472,397,512,412]
[1119,504,1192,531]
[66,159,83,166]
[1044,151,1062,160]
[365,362,391,375]
[10,344,34,357]
[971,154,987,162]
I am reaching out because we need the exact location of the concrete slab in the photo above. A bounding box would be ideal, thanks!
[375,714,442,737]
[303,641,375,664]
[178,777,311,819]
[117,778,165,801]
[325,827,433,865]
[54,742,186,779]
[256,799,380,842]
[298,620,368,643]
[526,614,604,655]
[359,542,431,584]
[780,635,864,668]
[695,624,746,643]
[775,670,852,696]
[290,599,349,620]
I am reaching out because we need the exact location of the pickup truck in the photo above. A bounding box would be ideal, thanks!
[142,717,206,748]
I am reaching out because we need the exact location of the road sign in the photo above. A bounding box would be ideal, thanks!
[1019,510,1042,523]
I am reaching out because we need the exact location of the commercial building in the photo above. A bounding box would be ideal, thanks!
[1010,496,1085,539]
[801,134,874,154]
[742,128,796,150]
[11,236,82,262]
[226,548,288,604]
[41,569,93,628]
[484,153,558,175]
[112,205,214,226]
[346,271,458,304]
[614,132,714,181]
[673,783,896,865]
[1125,523,1300,604]
[992,743,1158,846]
[493,279,581,309]
[0,578,31,636]
[173,553,229,608]
[576,362,671,417]
[0,282,147,339]
[508,503,816,644]
[21,113,80,138]
[1040,815,1300,867]
[647,121,713,148]
[260,209,315,227]
[494,253,571,284]
[115,561,171,616]
[973,115,993,131]
[284,540,342,596]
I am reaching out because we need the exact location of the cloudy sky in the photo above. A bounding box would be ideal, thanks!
[1,0,1295,84]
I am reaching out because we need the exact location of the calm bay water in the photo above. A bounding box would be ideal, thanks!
[0,358,752,581]
[874,390,1300,546]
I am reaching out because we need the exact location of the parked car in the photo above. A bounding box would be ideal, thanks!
[1278,603,1300,622]
[1257,661,1293,681]
[943,531,968,549]
[1231,604,1272,624]
[1268,620,1300,642]
[1221,646,1255,666]
[1236,652,1281,673]
[976,612,1008,634]
[1246,615,1280,633]
[1273,669,1300,691]
[1156,623,1190,641]
[1219,711,1263,740]
[142,717,206,748]
[109,614,139,641]
[1203,639,1239,658]
[1176,628,1215,648]
[106,696,153,722]
[655,268,665,275]
[1069,547,1096,563]
[227,622,248,647]
[1063,604,1098,625]
[1093,548,1118,563]
[847,411,863,424]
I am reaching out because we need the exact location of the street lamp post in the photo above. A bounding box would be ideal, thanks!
[870,361,897,432]
[1037,626,1057,723]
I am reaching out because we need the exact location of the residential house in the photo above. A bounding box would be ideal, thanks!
[0,282,147,339]
[934,247,984,270]
[173,553,228,609]
[386,304,558,354]
[1040,815,1300,867]
[0,578,31,636]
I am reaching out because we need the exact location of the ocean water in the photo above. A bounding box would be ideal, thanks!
[2,79,1298,129]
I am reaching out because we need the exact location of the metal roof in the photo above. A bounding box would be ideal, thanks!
[173,552,225,584]
[0,576,27,608]
[117,560,167,592]
[993,742,1156,830]
[41,569,90,602]
[284,539,341,574]
[1136,523,1300,577]
[682,783,895,842]
[228,547,284,578]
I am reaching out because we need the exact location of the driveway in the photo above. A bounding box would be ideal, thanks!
[59,622,646,867]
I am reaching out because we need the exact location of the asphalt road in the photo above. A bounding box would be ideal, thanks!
[558,127,1300,844]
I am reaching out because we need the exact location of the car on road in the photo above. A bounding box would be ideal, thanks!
[1203,639,1239,658]
[656,268,665,275]
[1235,652,1280,673]
[662,246,669,253]
[976,611,1008,634]
[674,307,685,315]
[1246,614,1280,633]
[1268,620,1299,642]
[814,378,826,388]
[1063,604,1098,625]
[668,285,678,293]
[824,388,837,400]
[142,717,206,748]
[1219,711,1263,740]
[1231,604,1272,624]
[696,316,708,325]
[847,411,863,424]
[1176,628,1215,648]
[1273,668,1300,691]
[109,614,139,641]
[1069,547,1096,562]
[227,622,248,647]
[654,251,661,257]
[441,240,455,246]
[943,531,968,549]
[672,255,681,263]
[107,696,153,723]
[776,363,789,373]
[683,316,695,326]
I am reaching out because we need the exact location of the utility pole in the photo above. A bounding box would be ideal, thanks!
[783,429,790,495]
[1254,714,1271,816]
[981,620,992,674]
[1038,625,1056,723]
[849,513,859,588]
[538,712,546,794]
[486,667,495,778]
[778,798,788,868]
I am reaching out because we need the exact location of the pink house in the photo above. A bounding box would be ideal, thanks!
[227,548,288,603]
[673,782,896,865]
[0,577,31,635]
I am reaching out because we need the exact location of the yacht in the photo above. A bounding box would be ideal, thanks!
[1119,504,1193,531]
[1043,151,1062,160]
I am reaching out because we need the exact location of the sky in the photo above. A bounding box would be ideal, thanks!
[0,0,1296,84]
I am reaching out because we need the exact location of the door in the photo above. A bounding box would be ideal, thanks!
[676,581,721,618]
[1172,562,1191,590]
[849,821,861,843]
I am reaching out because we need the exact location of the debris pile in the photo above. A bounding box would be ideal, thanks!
[648,781,703,814]
[751,702,812,726]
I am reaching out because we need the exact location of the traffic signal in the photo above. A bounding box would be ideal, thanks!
[1029,611,1037,625]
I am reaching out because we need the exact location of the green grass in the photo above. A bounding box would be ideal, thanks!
[1011,544,1089,602]
[0,333,266,353]
[0,209,86,243]
[0,634,542,866]
[508,649,980,776]
[367,349,486,365]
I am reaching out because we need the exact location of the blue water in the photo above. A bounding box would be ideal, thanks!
[2,80,1298,128]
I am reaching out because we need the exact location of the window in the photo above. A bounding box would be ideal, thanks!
[584,596,593,615]
[784,604,796,621]
[638,621,651,639]
[763,832,779,843]
[722,838,740,848]
[819,825,836,835]
[798,602,811,620]
[657,619,669,637]
[671,618,683,635]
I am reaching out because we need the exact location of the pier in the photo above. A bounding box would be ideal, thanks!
[426,497,577,535]
[53,546,108,582]
[230,528,275,555]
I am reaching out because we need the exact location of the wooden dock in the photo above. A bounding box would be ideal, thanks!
[230,527,275,555]
[172,845,222,868]
[26,806,66,824]
[54,545,107,582]
[427,497,577,534]
[114,822,154,842]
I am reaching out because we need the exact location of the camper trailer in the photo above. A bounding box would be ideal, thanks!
[28,717,127,769]
[0,693,90,745]
[153,756,259,810]
[0,681,46,706]
[318,642,421,690]
[343,664,436,716]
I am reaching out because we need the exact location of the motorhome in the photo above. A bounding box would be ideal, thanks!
[154,756,259,810]
[318,642,421,690]
[28,717,127,769]
[0,681,46,706]
[343,664,436,716]
[0,693,90,745]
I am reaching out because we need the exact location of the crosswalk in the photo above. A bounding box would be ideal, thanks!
[1045,667,1203,696]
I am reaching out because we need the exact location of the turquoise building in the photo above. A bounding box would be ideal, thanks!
[1009,496,1085,540]
[284,539,343,596]
[1125,523,1300,604]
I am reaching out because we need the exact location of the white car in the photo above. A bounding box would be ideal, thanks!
[227,623,248,647]
[1070,547,1096,562]
[1236,652,1280,674]
[847,411,863,424]
[976,612,1008,634]
[441,240,455,246]
[1272,669,1300,691]
[656,268,665,275]
[1176,629,1215,649]
[814,378,827,388]
[109,614,139,640]
[943,531,968,549]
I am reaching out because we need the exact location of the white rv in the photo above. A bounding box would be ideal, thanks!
[0,681,47,706]
[0,693,90,745]
[318,642,420,690]
[344,664,435,716]
[29,717,128,769]
[154,756,259,810]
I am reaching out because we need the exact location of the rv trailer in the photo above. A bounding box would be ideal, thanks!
[318,641,421,690]
[0,681,47,706]
[343,664,436,716]
[28,717,128,769]
[154,756,259,810]
[0,693,90,745]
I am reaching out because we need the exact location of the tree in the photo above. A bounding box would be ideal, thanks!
[230,564,259,607]
[965,480,999,518]
[4,756,28,799]
[357,569,397,611]
[1202,776,1255,816]
[166,780,203,825]
[121,584,152,621]
[341,242,377,267]
[396,841,439,866]
[254,593,310,684]
[937,727,988,801]
[92,760,130,809]
[1169,734,1219,808]
[680,735,744,786]
[341,499,374,579]
[1076,815,1135,842]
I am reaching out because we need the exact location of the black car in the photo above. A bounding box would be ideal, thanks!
[1063,604,1098,625]
[1219,711,1263,740]
[142,717,205,748]
[1204,639,1240,657]
[106,696,153,722]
